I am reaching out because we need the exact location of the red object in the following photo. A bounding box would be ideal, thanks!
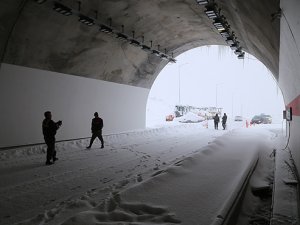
[166,115,174,121]
[286,95,300,116]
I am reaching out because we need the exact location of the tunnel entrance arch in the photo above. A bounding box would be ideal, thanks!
[0,0,281,148]
[146,45,285,128]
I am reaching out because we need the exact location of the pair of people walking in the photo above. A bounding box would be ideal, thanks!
[213,113,227,130]
[42,111,104,165]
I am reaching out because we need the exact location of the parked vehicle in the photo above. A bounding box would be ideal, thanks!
[234,116,243,121]
[251,114,272,124]
[262,114,272,123]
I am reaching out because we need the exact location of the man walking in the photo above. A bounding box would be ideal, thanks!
[87,112,104,149]
[214,113,220,130]
[222,113,227,130]
[42,111,62,165]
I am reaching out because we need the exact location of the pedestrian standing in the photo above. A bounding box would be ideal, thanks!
[214,114,220,130]
[42,111,62,165]
[222,113,227,130]
[87,112,104,149]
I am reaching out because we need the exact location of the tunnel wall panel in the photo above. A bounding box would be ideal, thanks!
[279,0,300,174]
[0,63,149,148]
[289,119,300,176]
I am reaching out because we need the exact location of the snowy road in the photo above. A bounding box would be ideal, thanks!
[0,122,282,225]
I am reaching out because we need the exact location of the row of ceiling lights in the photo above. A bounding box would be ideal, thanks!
[35,0,176,63]
[196,0,245,59]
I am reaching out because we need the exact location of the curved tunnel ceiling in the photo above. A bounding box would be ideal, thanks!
[0,0,280,89]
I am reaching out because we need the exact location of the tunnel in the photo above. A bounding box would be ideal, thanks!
[0,0,300,223]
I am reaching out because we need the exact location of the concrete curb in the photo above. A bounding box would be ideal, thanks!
[270,148,299,225]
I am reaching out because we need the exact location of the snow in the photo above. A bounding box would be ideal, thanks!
[146,96,176,127]
[146,45,285,123]
[176,112,205,123]
[0,121,288,225]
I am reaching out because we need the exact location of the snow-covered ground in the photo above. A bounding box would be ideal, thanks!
[0,121,286,225]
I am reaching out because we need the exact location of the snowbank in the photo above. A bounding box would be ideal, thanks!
[176,112,206,123]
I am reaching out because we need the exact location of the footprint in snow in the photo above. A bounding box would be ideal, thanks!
[61,193,181,224]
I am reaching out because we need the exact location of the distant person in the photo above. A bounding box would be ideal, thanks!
[222,113,227,130]
[42,111,62,165]
[87,112,104,149]
[214,114,220,130]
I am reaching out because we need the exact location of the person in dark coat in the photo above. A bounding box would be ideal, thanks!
[42,111,62,165]
[222,113,227,130]
[87,112,104,149]
[214,113,220,130]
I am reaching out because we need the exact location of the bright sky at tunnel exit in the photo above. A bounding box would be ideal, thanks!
[146,45,285,126]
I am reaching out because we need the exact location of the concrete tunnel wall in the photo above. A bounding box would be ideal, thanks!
[0,0,280,88]
[279,0,300,175]
[0,63,149,148]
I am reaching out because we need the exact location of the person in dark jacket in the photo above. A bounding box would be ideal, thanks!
[214,113,220,130]
[42,111,62,165]
[222,113,227,130]
[87,112,104,149]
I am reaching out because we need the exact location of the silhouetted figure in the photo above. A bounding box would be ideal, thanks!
[214,114,220,130]
[42,111,62,165]
[87,112,104,149]
[222,113,227,130]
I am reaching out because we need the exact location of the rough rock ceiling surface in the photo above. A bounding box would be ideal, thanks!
[0,0,279,89]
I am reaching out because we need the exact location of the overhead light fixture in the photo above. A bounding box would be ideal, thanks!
[220,30,230,38]
[152,45,162,56]
[141,45,152,52]
[213,18,227,31]
[234,48,242,55]
[169,52,176,63]
[230,42,239,50]
[35,0,47,4]
[207,4,245,58]
[115,25,128,41]
[116,33,128,41]
[99,24,113,33]
[225,37,235,45]
[213,22,225,31]
[160,49,169,60]
[196,0,208,5]
[205,10,218,19]
[169,58,177,63]
[129,31,141,47]
[238,52,245,59]
[152,49,161,56]
[160,54,169,60]
[140,36,152,52]
[53,2,72,16]
[78,15,95,26]
[130,39,141,47]
[100,18,113,34]
[205,5,219,19]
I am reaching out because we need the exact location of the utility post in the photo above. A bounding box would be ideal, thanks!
[178,63,189,105]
